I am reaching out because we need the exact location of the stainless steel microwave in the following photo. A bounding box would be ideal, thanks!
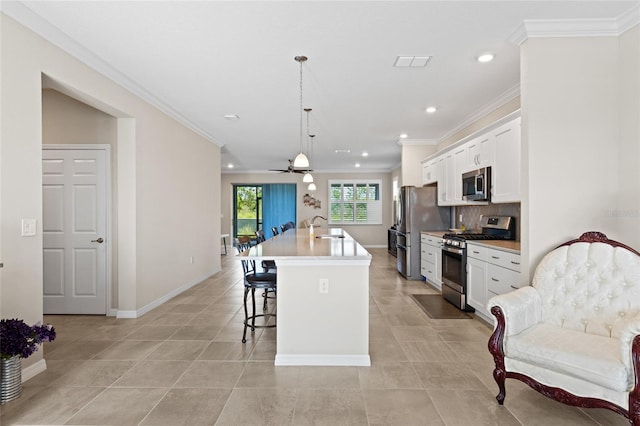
[462,167,491,201]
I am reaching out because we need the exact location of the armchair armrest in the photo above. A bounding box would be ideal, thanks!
[487,286,542,337]
[618,313,640,372]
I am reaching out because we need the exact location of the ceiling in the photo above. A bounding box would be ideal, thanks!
[5,1,638,174]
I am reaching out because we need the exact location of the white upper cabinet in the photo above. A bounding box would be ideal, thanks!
[465,134,494,172]
[420,113,521,206]
[491,117,521,203]
[438,147,466,206]
[421,157,440,186]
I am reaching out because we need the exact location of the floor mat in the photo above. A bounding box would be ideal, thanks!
[410,294,473,319]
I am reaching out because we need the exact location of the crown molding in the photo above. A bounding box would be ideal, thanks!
[435,83,520,146]
[396,139,437,146]
[509,5,640,45]
[1,1,223,147]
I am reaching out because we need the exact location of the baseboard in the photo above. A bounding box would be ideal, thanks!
[116,269,217,319]
[363,244,387,249]
[22,359,47,383]
[275,354,371,366]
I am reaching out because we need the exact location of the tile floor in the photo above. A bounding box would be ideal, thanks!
[0,249,630,425]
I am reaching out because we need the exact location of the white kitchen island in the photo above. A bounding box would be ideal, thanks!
[240,228,371,366]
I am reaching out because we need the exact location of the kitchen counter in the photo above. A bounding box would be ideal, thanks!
[240,227,370,261]
[466,239,521,254]
[240,228,371,367]
[421,230,448,238]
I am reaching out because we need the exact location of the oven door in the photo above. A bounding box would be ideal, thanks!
[442,246,464,292]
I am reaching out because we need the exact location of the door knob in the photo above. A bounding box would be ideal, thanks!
[91,238,104,243]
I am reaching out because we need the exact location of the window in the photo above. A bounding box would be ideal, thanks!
[329,180,382,225]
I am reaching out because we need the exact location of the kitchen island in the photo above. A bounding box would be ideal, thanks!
[239,228,371,366]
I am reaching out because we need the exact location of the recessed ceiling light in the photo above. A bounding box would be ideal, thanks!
[399,133,408,139]
[425,106,437,114]
[362,152,369,157]
[477,53,495,63]
[223,114,240,120]
[355,163,361,168]
[335,149,351,153]
[227,163,234,168]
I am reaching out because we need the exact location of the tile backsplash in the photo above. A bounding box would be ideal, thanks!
[454,203,521,240]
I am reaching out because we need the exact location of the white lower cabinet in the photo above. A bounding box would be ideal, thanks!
[421,234,443,290]
[467,257,488,317]
[467,242,521,320]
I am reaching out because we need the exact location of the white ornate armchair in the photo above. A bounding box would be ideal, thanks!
[488,232,640,424]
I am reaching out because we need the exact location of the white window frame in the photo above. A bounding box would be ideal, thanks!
[328,179,382,225]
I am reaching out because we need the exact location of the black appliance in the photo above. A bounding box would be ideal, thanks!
[388,227,398,257]
[441,215,515,310]
[396,186,451,280]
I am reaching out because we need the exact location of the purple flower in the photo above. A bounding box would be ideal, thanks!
[0,319,57,359]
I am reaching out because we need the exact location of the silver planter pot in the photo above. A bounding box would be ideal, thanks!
[0,356,22,404]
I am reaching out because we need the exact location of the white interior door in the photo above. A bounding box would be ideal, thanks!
[43,148,108,314]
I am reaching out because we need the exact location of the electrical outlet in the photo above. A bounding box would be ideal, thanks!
[319,278,329,294]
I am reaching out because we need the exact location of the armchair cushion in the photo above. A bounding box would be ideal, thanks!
[506,323,629,392]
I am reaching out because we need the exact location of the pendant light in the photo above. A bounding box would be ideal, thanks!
[302,108,314,183]
[303,172,314,183]
[308,182,317,191]
[293,56,310,168]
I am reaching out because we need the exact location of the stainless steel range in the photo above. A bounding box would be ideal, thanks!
[441,215,515,310]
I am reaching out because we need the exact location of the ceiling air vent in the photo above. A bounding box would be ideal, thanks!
[394,56,431,67]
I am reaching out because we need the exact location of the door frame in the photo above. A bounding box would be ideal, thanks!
[42,144,113,315]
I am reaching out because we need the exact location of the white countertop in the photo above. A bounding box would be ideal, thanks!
[466,239,521,254]
[239,228,371,260]
[421,230,447,238]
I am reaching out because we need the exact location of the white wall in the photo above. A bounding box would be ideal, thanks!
[1,15,221,370]
[221,171,393,247]
[521,34,636,283]
[616,25,640,249]
[437,97,521,151]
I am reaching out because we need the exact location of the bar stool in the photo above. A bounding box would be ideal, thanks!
[271,226,279,237]
[255,230,276,272]
[237,245,277,343]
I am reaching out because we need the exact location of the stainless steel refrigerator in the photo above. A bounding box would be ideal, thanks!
[396,185,451,280]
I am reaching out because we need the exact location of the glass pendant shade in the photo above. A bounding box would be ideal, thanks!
[293,152,309,168]
[308,182,317,191]
[303,172,314,183]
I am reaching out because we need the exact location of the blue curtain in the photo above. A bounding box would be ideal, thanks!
[262,184,296,238]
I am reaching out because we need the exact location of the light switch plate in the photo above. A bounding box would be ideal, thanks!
[21,219,37,237]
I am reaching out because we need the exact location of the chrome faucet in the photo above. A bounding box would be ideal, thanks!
[311,215,327,226]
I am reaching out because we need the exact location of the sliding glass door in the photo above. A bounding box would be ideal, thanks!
[233,184,297,241]
[234,185,262,239]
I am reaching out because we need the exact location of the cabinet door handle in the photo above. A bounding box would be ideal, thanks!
[510,261,520,265]
[472,250,480,254]
[491,277,499,282]
[491,255,500,259]
[510,285,519,290]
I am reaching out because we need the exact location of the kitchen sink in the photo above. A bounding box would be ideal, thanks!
[315,234,345,239]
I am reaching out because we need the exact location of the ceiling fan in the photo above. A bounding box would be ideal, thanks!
[269,159,312,174]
